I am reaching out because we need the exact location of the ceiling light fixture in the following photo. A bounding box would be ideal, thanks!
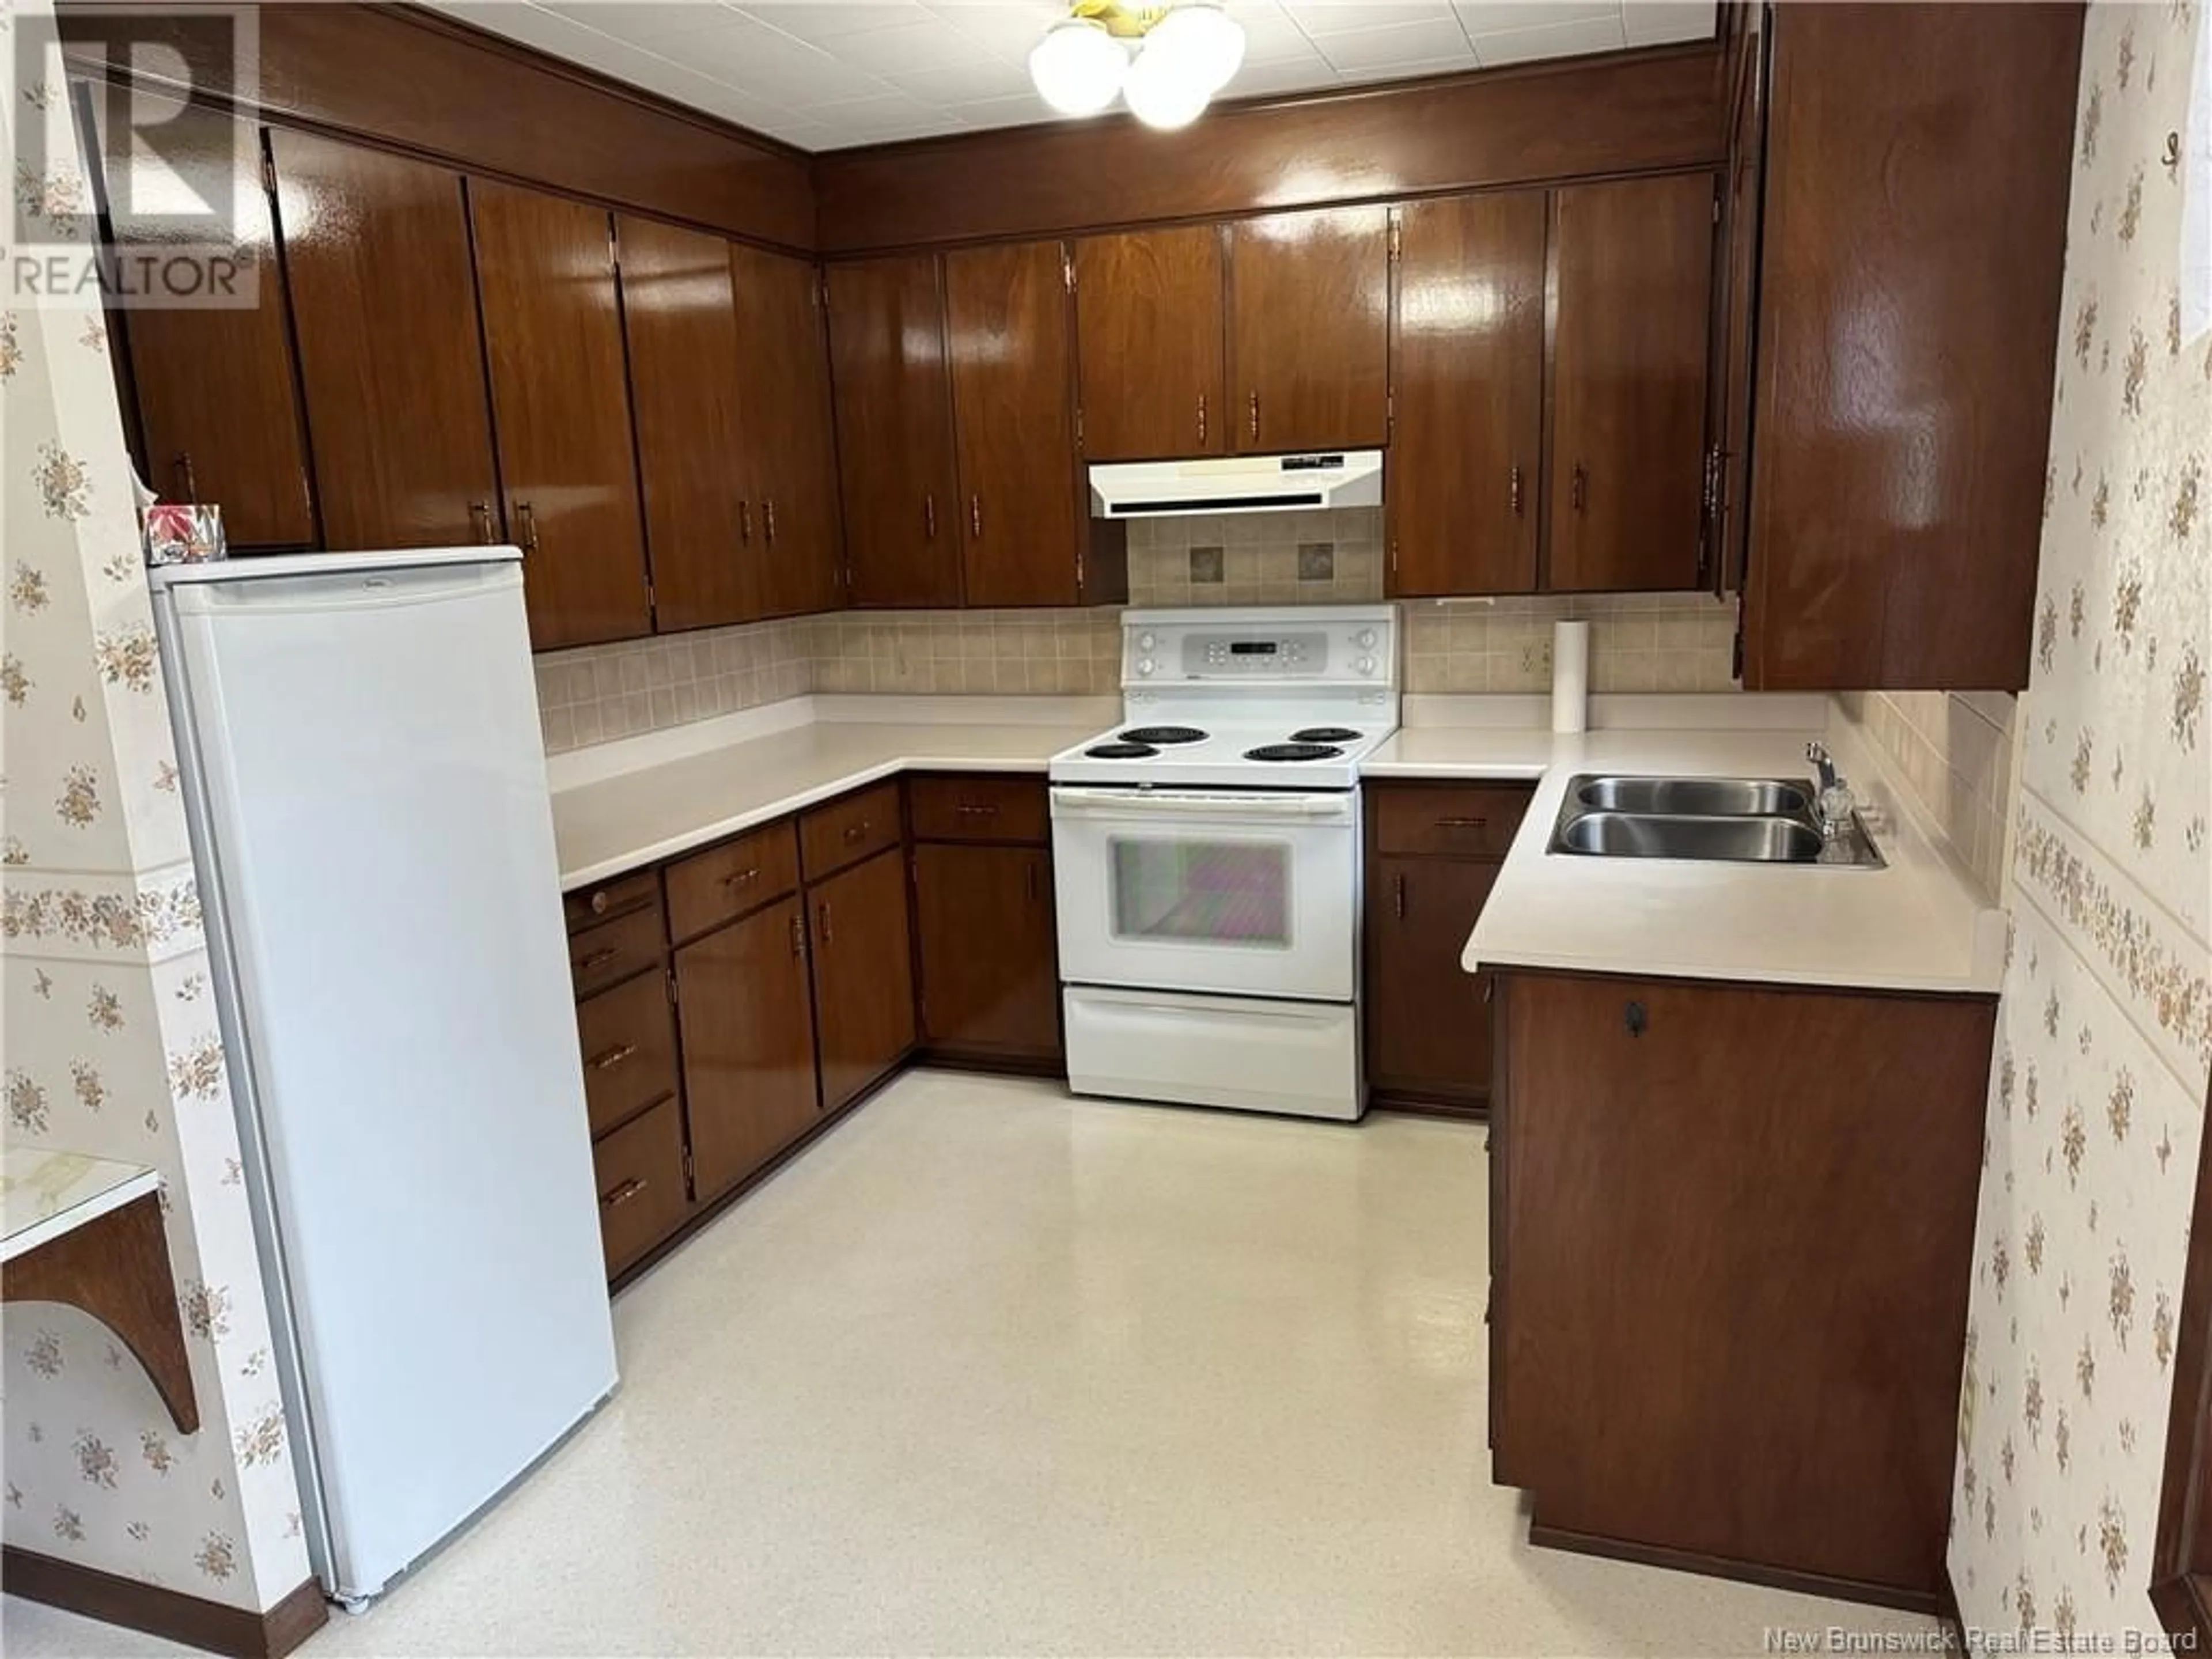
[1028,1,1248,129]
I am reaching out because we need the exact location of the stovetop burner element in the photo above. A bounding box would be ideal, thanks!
[1244,742,1346,762]
[1085,741,1160,759]
[1289,727,1362,744]
[1120,725,1208,745]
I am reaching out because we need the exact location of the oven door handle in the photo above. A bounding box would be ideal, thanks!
[1051,787,1354,822]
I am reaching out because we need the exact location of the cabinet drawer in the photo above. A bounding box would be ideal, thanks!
[589,1095,689,1279]
[575,968,678,1139]
[665,820,800,942]
[1373,785,1532,859]
[908,775,1049,844]
[563,869,659,934]
[569,901,665,1000]
[799,782,901,881]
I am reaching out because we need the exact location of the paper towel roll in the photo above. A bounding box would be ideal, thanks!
[1551,620,1590,734]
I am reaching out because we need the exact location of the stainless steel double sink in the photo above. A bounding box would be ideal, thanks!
[1548,775,1885,867]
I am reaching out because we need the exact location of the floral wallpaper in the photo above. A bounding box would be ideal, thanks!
[1949,3,2212,1642]
[1,12,313,1615]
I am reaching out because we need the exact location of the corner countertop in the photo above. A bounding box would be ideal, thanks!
[549,692,2005,997]
[2,1150,160,1264]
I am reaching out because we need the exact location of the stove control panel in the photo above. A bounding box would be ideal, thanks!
[1123,605,1399,690]
[1181,631,1328,676]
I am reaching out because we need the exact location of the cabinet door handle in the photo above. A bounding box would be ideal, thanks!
[1393,872,1406,920]
[842,821,870,843]
[817,900,832,945]
[516,500,541,554]
[575,946,618,971]
[1196,391,1207,445]
[764,498,777,545]
[1624,1000,1648,1038]
[955,803,998,817]
[600,1177,646,1210]
[174,452,199,503]
[1434,816,1489,830]
[1570,465,1588,513]
[586,1041,637,1071]
[1509,465,1524,518]
[923,494,936,540]
[1248,391,1260,443]
[722,867,759,889]
[469,501,495,544]
[789,914,805,959]
[969,494,982,539]
[738,500,752,544]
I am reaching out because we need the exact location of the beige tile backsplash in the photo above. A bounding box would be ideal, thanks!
[1831,690,2016,897]
[533,504,1744,755]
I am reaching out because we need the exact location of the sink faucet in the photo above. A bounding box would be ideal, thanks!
[1805,743,1855,836]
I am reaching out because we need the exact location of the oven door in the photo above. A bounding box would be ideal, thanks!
[1050,786,1358,1001]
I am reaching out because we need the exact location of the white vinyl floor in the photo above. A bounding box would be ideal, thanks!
[6,1070,1941,1657]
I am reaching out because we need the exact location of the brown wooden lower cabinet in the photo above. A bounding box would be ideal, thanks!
[675,895,820,1203]
[912,842,1060,1065]
[1362,781,1531,1114]
[1489,968,1994,1608]
[808,846,918,1113]
[589,1095,690,1280]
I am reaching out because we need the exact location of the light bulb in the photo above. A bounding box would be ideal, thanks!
[1029,18,1126,117]
[1123,36,1212,130]
[1147,1,1245,94]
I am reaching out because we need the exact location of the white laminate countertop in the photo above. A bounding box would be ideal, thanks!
[2,1150,160,1264]
[550,693,2005,996]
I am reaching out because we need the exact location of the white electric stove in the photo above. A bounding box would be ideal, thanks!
[1047,605,1400,1122]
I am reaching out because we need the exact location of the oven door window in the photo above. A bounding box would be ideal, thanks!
[1108,835,1291,948]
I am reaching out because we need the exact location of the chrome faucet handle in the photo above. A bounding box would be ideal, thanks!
[1805,741,1839,792]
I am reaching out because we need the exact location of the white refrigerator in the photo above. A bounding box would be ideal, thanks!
[151,548,618,1608]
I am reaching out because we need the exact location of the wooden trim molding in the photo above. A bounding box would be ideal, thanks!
[2,1549,327,1659]
[54,2,816,251]
[813,44,1729,253]
[2151,1076,2212,1649]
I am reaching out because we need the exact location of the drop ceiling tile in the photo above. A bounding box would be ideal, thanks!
[1281,0,1460,34]
[1469,13,1625,63]
[920,1,1065,59]
[1312,16,1476,71]
[1220,56,1346,97]
[947,91,1058,125]
[735,2,939,41]
[1620,0,1715,46]
[1225,2,1327,63]
[808,16,1004,74]
[670,16,892,97]
[536,1,748,44]
[880,56,1036,103]
[1450,1,1614,33]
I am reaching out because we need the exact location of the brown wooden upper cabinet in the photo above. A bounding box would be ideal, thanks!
[1228,206,1390,453]
[1546,172,1717,594]
[1387,191,1547,596]
[268,129,501,552]
[1073,225,1225,461]
[1738,3,2079,691]
[471,180,653,650]
[617,214,749,634]
[731,244,846,620]
[90,95,315,548]
[826,254,961,608]
[944,240,1086,608]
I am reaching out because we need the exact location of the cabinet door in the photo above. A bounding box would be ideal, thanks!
[732,244,844,619]
[1546,173,1715,593]
[1365,856,1501,1109]
[1388,192,1546,596]
[619,214,750,632]
[1229,206,1389,453]
[269,129,500,551]
[1073,226,1224,461]
[471,180,652,649]
[1712,8,1767,599]
[914,843,1060,1062]
[808,848,916,1113]
[675,896,820,1203]
[97,100,314,547]
[825,255,960,608]
[945,241,1082,608]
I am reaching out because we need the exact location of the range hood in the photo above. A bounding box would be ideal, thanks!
[1088,451,1382,518]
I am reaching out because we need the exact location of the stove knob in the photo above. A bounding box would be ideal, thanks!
[1355,628,1377,649]
[1355,656,1377,676]
[1138,632,1157,651]
[1137,658,1157,677]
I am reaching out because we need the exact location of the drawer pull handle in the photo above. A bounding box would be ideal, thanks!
[1434,816,1490,830]
[842,821,870,843]
[789,915,805,959]
[589,890,613,916]
[587,1042,637,1071]
[576,946,619,971]
[955,803,998,816]
[1393,872,1406,920]
[600,1177,646,1210]
[817,900,832,945]
[722,867,759,888]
